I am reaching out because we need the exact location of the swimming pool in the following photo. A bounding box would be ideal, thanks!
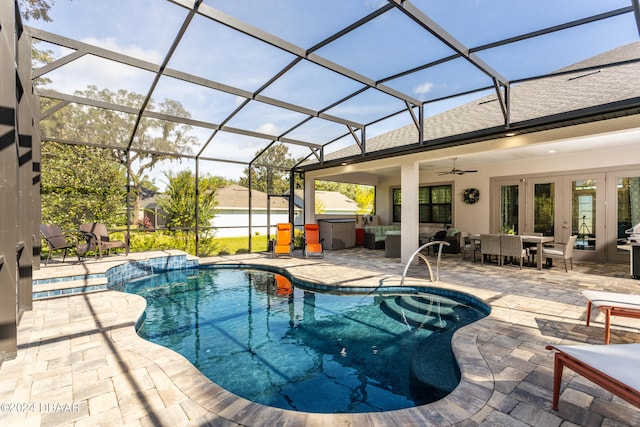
[117,266,487,414]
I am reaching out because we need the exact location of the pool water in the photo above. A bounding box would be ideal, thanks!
[118,267,486,413]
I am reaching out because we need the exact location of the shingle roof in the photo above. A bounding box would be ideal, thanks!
[320,42,640,161]
[215,184,289,210]
[217,185,358,211]
[315,190,359,212]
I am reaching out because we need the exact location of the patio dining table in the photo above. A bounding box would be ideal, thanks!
[521,235,555,269]
[471,234,555,270]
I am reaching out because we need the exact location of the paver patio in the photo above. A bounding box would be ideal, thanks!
[1,248,639,426]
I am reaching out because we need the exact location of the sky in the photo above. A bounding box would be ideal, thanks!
[25,0,639,186]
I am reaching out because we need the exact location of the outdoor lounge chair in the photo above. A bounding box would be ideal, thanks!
[582,290,640,344]
[40,224,79,265]
[272,223,293,258]
[79,223,129,259]
[303,223,324,258]
[545,343,640,410]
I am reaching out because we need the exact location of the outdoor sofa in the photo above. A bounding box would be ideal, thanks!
[363,225,401,249]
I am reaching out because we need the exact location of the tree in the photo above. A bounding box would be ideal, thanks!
[18,0,53,22]
[41,85,198,221]
[30,5,132,230]
[41,142,127,229]
[239,144,300,194]
[353,185,375,214]
[158,170,219,233]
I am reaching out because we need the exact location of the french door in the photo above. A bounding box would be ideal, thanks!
[526,173,605,262]
[494,172,606,262]
[527,177,561,238]
[564,172,605,262]
[493,180,524,234]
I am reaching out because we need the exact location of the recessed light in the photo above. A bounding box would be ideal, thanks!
[548,149,556,153]
[505,132,517,137]
[341,162,348,166]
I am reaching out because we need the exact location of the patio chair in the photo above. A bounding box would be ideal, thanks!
[79,223,129,259]
[303,224,324,258]
[500,234,528,269]
[274,274,292,296]
[443,230,462,254]
[541,235,578,272]
[523,232,543,264]
[582,290,640,344]
[462,234,480,262]
[424,229,449,256]
[433,229,447,241]
[545,343,640,410]
[480,234,501,265]
[40,224,78,266]
[272,223,293,258]
[75,229,98,261]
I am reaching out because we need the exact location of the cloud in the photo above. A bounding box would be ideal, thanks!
[41,37,163,96]
[256,122,280,135]
[82,37,163,63]
[413,81,434,96]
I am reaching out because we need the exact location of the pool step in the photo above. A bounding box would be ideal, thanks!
[33,277,108,300]
[379,295,459,331]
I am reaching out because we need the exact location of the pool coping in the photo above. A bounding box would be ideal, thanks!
[32,251,496,425]
[174,255,494,425]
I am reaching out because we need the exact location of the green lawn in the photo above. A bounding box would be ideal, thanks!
[212,235,269,255]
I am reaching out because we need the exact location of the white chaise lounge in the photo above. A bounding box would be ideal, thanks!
[582,290,640,344]
[546,343,640,410]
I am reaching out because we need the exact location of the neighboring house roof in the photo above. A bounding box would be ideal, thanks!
[215,184,289,210]
[315,190,359,213]
[139,187,161,208]
[141,184,360,214]
[320,42,640,162]
[215,185,358,212]
[292,189,359,213]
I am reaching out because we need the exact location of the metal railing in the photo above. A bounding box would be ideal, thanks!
[400,240,450,285]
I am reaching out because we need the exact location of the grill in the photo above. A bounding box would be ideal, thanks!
[625,223,640,243]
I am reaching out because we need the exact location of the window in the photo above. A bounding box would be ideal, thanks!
[392,185,452,223]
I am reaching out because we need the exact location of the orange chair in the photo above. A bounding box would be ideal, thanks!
[274,274,292,296]
[272,223,293,258]
[303,224,324,258]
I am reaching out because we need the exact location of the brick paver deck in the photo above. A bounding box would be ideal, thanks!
[1,248,639,426]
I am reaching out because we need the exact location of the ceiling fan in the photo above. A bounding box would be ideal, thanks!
[438,157,478,175]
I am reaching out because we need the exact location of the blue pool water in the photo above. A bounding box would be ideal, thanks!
[116,267,487,413]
